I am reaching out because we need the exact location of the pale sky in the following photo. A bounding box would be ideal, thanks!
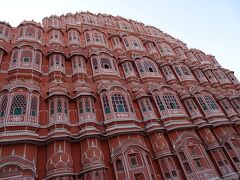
[1,0,240,79]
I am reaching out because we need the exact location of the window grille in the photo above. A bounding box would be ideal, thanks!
[143,60,157,73]
[197,96,208,111]
[205,95,218,110]
[0,95,8,117]
[64,99,68,114]
[10,94,27,115]
[50,100,54,115]
[163,93,180,109]
[100,58,112,69]
[111,94,128,112]
[85,98,90,112]
[140,100,146,112]
[155,95,165,111]
[91,98,95,113]
[30,96,38,117]
[146,99,152,111]
[181,66,190,75]
[175,66,182,76]
[136,61,144,75]
[57,98,62,113]
[92,58,98,70]
[102,95,111,114]
[78,99,83,114]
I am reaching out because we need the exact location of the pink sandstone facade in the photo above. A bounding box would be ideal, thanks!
[0,12,240,180]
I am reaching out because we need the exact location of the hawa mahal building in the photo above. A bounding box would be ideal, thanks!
[0,11,240,180]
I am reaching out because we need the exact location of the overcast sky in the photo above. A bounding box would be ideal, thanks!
[1,0,239,79]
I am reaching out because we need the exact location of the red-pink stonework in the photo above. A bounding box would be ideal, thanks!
[0,12,240,180]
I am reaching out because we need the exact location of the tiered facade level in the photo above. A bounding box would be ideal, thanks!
[0,12,240,180]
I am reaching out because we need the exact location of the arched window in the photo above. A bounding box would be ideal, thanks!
[30,96,38,117]
[204,70,219,84]
[49,29,62,44]
[0,95,8,118]
[10,94,27,115]
[143,60,157,73]
[111,36,122,49]
[10,47,42,71]
[193,69,208,83]
[195,93,223,117]
[113,145,156,180]
[135,58,160,78]
[85,30,107,47]
[162,93,180,109]
[184,98,203,118]
[138,97,156,120]
[77,96,95,122]
[100,58,112,69]
[155,95,165,111]
[205,95,218,110]
[111,94,128,112]
[123,35,143,51]
[91,55,118,76]
[122,61,136,78]
[179,151,193,174]
[72,56,86,74]
[49,53,65,72]
[68,29,80,45]
[157,42,175,57]
[177,141,216,179]
[159,157,179,179]
[102,95,111,114]
[17,25,43,42]
[153,89,185,118]
[49,97,69,123]
[224,139,240,166]
[116,159,124,171]
[101,88,135,121]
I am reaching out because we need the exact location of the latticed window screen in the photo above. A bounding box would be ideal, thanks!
[143,60,157,73]
[127,96,134,113]
[155,95,165,111]
[175,66,182,76]
[111,94,128,113]
[186,99,198,111]
[123,63,129,74]
[221,100,231,110]
[136,61,144,74]
[197,96,208,111]
[0,95,8,117]
[195,69,204,78]
[205,95,218,110]
[57,98,62,113]
[140,100,146,112]
[64,99,68,114]
[10,94,27,115]
[30,96,38,117]
[102,95,111,114]
[85,98,90,112]
[92,58,98,70]
[181,66,190,75]
[232,99,240,110]
[50,100,54,115]
[78,99,83,114]
[146,99,152,111]
[163,93,180,109]
[100,58,112,69]
[91,98,95,113]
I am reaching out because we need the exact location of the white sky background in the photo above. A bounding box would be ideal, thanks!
[1,0,240,79]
